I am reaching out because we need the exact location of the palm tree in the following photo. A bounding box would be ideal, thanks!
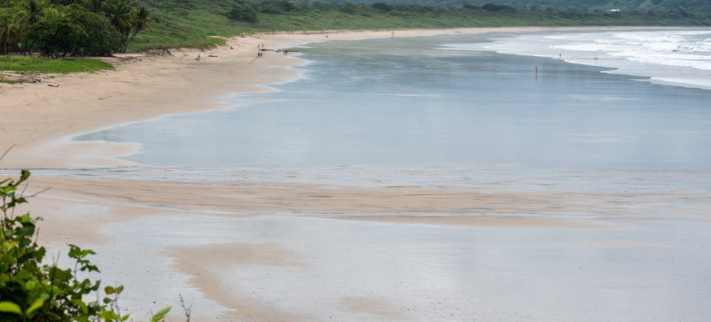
[19,0,43,25]
[123,5,149,52]
[84,0,104,13]
[0,10,19,55]
[102,0,132,32]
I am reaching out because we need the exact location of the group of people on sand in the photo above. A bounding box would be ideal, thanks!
[257,43,265,58]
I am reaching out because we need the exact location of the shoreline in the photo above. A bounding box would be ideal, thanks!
[1,26,706,170]
[3,26,711,321]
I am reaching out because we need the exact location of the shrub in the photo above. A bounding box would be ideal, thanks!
[0,170,170,322]
[227,4,259,23]
[68,10,123,56]
[25,20,88,58]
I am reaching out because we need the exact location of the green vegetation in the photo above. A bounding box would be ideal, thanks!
[0,170,171,322]
[0,56,113,73]
[0,0,151,57]
[122,0,711,51]
[2,0,711,54]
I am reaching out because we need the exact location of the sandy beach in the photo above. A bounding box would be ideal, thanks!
[2,26,711,321]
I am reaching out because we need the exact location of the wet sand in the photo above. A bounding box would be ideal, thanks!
[11,172,711,321]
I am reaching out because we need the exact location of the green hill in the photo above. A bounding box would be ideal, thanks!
[2,0,710,54]
[128,0,711,51]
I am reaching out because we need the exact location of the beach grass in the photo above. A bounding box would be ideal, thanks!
[0,56,115,74]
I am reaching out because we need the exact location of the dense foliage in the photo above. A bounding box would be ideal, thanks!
[3,0,711,54]
[122,0,711,52]
[305,0,711,12]
[0,0,150,57]
[0,170,171,321]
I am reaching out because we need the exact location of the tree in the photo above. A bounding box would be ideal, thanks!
[19,0,44,25]
[68,10,121,55]
[84,0,104,13]
[25,18,87,57]
[123,5,149,51]
[101,0,149,53]
[0,9,20,55]
[372,2,392,12]
[102,0,132,47]
[227,3,258,23]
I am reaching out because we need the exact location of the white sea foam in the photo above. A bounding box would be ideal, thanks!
[444,30,711,91]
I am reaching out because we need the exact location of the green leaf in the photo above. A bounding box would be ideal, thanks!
[116,285,124,294]
[150,307,171,322]
[25,280,36,290]
[26,299,44,316]
[20,170,30,182]
[0,301,23,315]
[100,310,119,321]
[121,314,130,321]
[105,285,116,295]
[71,299,89,315]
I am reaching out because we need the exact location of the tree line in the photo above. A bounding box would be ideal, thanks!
[0,0,150,57]
[218,0,711,24]
[294,0,711,12]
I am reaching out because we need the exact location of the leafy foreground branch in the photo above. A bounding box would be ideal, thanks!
[0,170,171,322]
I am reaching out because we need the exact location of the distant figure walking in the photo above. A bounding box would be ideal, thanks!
[283,50,288,56]
[196,54,200,62]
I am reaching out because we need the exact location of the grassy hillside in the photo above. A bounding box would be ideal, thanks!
[308,0,711,12]
[129,0,711,51]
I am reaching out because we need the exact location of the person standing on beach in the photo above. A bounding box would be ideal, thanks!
[197,54,200,62]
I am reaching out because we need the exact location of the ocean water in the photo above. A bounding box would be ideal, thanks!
[78,31,711,172]
[480,29,711,90]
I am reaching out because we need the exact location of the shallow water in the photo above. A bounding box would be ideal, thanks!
[78,32,711,170]
[93,214,711,321]
[54,31,711,321]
